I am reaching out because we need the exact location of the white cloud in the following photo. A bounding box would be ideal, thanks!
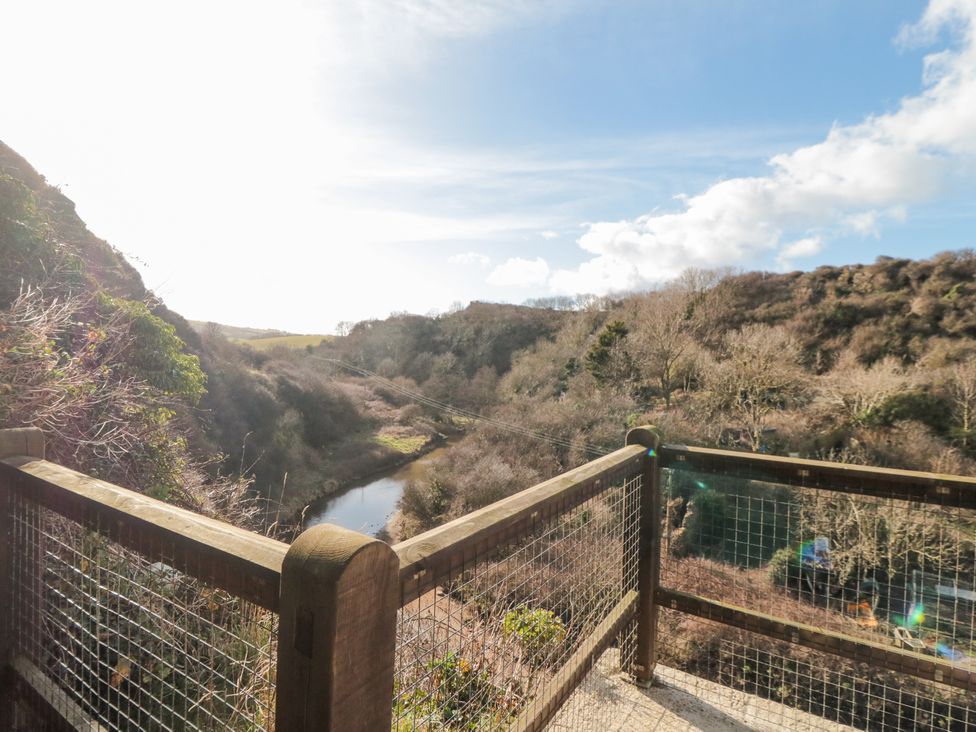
[449,251,491,267]
[776,236,824,270]
[321,1,581,81]
[540,230,559,239]
[549,255,641,295]
[552,0,976,294]
[487,257,551,287]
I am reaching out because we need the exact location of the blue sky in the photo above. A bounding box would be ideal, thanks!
[3,0,975,331]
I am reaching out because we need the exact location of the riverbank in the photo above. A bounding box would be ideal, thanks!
[290,414,464,517]
[282,430,437,518]
[302,435,458,537]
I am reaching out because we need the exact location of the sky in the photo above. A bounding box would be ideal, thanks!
[3,0,976,332]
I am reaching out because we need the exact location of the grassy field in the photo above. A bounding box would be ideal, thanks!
[372,433,430,454]
[236,334,333,350]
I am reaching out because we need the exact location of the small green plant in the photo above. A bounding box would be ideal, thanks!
[502,607,566,665]
[767,547,801,587]
[418,652,511,730]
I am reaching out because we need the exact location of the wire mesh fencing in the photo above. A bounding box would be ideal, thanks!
[393,468,643,731]
[657,612,976,730]
[657,459,976,730]
[3,488,278,731]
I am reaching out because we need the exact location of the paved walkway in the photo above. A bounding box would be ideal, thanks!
[548,651,852,731]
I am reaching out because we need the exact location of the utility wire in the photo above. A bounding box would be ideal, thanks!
[312,357,612,458]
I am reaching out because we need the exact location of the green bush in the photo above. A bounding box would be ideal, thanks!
[502,607,566,665]
[393,651,515,732]
[767,547,801,587]
[96,293,207,403]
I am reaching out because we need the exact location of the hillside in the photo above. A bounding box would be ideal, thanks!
[238,334,333,350]
[189,320,333,351]
[0,140,226,513]
[0,142,579,520]
[368,257,976,538]
[3,139,975,535]
[0,142,431,519]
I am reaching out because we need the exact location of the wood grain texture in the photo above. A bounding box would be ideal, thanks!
[626,426,661,685]
[0,457,288,611]
[393,444,646,605]
[660,444,976,508]
[0,428,44,460]
[277,523,398,731]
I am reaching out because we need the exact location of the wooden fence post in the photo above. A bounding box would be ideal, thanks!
[276,523,399,731]
[0,428,45,463]
[625,425,661,687]
[0,428,45,726]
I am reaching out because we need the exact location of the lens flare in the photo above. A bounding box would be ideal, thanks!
[647,448,656,457]
[936,642,963,661]
[798,540,814,563]
[798,537,831,568]
[907,603,925,627]
[694,480,707,490]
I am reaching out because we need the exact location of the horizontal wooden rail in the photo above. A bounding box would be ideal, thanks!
[393,444,645,605]
[0,457,288,612]
[659,444,976,509]
[8,656,105,732]
[515,591,639,732]
[656,588,975,693]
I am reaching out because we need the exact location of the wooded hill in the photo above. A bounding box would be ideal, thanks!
[2,140,974,535]
[368,257,976,537]
[0,141,574,519]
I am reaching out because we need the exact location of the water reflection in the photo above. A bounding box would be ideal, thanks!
[304,442,451,536]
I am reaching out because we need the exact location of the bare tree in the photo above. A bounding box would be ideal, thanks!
[797,492,971,589]
[629,269,731,407]
[945,360,976,448]
[705,324,806,451]
[818,352,913,427]
[629,291,695,408]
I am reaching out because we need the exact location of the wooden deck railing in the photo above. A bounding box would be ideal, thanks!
[0,427,397,731]
[392,430,654,731]
[656,443,976,710]
[2,425,973,730]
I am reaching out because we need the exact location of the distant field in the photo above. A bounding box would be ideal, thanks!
[237,334,333,350]
[187,320,293,341]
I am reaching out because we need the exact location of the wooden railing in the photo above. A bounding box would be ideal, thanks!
[392,430,654,731]
[2,426,973,730]
[655,445,976,685]
[0,427,398,731]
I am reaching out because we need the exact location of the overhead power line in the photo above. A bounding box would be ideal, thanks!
[312,357,611,458]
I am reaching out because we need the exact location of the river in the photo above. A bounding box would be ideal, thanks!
[303,441,453,536]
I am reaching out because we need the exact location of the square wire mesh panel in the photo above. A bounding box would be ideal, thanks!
[4,489,278,731]
[394,469,642,731]
[656,611,976,730]
[542,649,636,732]
[657,463,976,730]
[660,465,976,662]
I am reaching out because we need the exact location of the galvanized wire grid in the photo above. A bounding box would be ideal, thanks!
[5,490,278,731]
[658,465,976,729]
[393,470,642,731]
[656,612,976,730]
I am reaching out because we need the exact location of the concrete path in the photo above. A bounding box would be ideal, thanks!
[547,651,853,731]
